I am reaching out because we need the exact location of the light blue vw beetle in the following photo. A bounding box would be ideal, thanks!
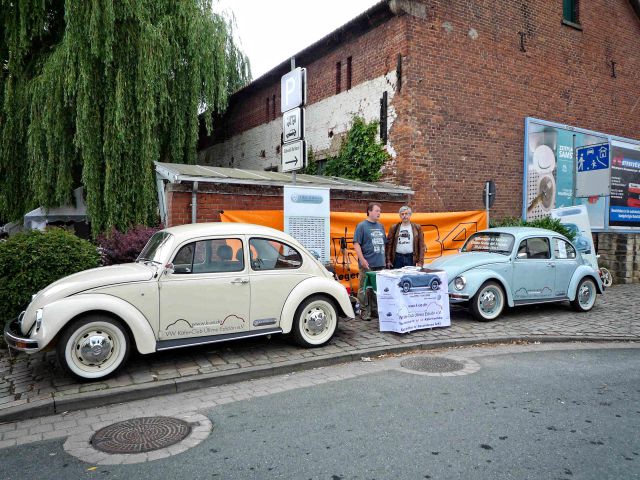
[429,227,604,321]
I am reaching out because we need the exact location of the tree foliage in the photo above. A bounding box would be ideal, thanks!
[0,0,250,233]
[323,117,389,182]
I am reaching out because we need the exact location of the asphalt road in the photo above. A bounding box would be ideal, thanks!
[1,345,639,479]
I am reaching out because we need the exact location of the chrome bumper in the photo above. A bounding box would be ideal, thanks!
[449,292,470,301]
[4,318,39,352]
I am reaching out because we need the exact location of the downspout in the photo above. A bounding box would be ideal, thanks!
[155,173,167,227]
[631,0,640,19]
[191,181,198,224]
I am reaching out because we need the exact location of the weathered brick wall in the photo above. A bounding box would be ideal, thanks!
[395,0,640,218]
[202,0,640,220]
[595,233,640,284]
[165,183,410,227]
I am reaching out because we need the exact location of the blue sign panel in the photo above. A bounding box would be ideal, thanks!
[576,144,609,172]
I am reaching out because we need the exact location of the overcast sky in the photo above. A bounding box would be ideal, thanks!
[215,0,380,79]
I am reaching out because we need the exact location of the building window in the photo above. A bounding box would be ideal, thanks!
[272,94,276,119]
[346,57,352,90]
[336,61,342,94]
[563,0,580,25]
[266,97,270,120]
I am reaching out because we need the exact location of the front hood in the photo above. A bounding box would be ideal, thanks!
[21,263,156,332]
[429,252,510,280]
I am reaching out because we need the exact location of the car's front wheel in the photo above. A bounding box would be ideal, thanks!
[292,295,338,347]
[430,278,441,291]
[401,281,411,293]
[56,315,130,381]
[470,281,505,322]
[571,277,597,312]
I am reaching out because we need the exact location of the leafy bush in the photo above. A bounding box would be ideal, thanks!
[491,216,575,241]
[0,228,100,325]
[97,225,162,265]
[323,117,389,181]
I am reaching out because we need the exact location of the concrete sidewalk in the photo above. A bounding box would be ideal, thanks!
[1,284,639,422]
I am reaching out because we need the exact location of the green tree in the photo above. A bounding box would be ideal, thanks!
[0,0,250,233]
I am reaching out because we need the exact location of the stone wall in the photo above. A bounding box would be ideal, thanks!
[595,233,640,284]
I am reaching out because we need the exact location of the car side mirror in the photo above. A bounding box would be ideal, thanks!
[516,252,527,259]
[164,263,175,275]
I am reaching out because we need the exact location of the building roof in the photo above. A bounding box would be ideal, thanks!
[155,162,414,195]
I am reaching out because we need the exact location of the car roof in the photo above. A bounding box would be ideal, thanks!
[479,226,567,237]
[163,222,292,244]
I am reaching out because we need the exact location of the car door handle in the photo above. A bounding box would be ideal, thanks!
[231,278,249,285]
[547,263,555,268]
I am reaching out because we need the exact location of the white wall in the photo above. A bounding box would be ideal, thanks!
[199,71,398,170]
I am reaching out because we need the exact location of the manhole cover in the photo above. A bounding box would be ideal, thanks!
[400,356,465,373]
[91,417,192,454]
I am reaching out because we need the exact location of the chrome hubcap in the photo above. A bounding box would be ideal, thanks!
[77,332,113,365]
[480,290,497,313]
[579,283,593,306]
[306,308,328,335]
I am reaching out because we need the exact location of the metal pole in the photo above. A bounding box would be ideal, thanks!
[290,57,296,186]
[572,134,576,206]
[485,181,490,229]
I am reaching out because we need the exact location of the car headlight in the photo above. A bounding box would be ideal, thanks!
[35,309,43,332]
[454,276,466,291]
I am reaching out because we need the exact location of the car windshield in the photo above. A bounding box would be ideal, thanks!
[461,232,515,255]
[137,231,173,264]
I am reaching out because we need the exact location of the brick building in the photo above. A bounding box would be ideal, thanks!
[195,0,640,281]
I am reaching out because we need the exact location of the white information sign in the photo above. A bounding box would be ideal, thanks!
[284,186,330,263]
[280,67,306,113]
[282,140,306,172]
[376,268,451,333]
[283,107,303,143]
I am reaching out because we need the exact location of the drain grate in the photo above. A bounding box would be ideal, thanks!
[91,417,192,454]
[400,356,465,373]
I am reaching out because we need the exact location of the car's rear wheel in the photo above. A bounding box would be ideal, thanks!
[56,315,130,381]
[402,281,411,293]
[470,281,505,322]
[292,295,338,347]
[430,278,440,291]
[571,277,597,312]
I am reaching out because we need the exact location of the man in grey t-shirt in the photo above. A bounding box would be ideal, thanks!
[353,202,387,319]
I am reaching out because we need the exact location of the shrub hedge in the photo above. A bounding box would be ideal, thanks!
[490,216,576,241]
[0,228,100,326]
[96,224,162,266]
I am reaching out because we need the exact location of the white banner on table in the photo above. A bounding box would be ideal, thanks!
[377,268,451,333]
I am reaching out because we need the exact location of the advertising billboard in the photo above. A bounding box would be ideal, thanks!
[524,118,640,231]
[609,140,640,228]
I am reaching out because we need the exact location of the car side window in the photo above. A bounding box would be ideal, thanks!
[249,238,302,270]
[553,238,576,259]
[172,238,244,274]
[517,237,551,259]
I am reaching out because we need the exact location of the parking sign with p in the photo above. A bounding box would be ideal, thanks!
[281,67,306,113]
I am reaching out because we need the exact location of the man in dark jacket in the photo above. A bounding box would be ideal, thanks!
[386,206,425,268]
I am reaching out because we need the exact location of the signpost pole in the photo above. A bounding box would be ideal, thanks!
[572,134,576,206]
[290,57,296,186]
[485,182,490,229]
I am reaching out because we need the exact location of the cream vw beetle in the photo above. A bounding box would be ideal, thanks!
[5,223,354,380]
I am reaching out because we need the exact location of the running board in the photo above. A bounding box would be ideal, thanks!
[513,297,568,306]
[156,327,283,351]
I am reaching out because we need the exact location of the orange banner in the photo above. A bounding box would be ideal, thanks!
[221,210,487,292]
